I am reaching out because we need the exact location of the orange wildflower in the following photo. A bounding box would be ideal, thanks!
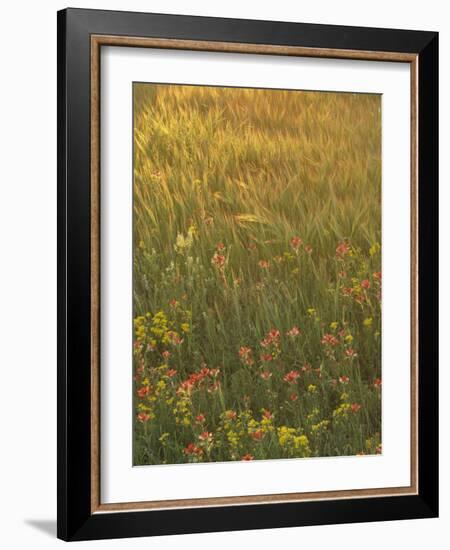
[198,431,213,442]
[184,443,203,457]
[290,236,302,250]
[321,333,339,346]
[361,278,371,289]
[212,253,226,269]
[241,454,254,461]
[336,241,350,258]
[137,412,150,423]
[137,386,150,398]
[251,429,265,441]
[239,346,254,366]
[260,328,280,348]
[286,326,301,337]
[283,370,300,383]
[373,271,382,282]
[167,331,183,346]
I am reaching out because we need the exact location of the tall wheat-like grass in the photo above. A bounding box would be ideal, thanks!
[133,83,382,465]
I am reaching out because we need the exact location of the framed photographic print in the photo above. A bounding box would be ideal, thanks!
[57,8,438,541]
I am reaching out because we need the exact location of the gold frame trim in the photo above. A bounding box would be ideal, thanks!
[90,35,419,514]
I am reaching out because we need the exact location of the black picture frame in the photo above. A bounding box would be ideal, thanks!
[57,7,438,541]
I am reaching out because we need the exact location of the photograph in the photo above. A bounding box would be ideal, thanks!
[53,6,438,541]
[0,0,444,547]
[132,83,383,466]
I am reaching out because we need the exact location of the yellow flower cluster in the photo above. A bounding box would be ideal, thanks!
[216,409,278,460]
[226,430,240,452]
[134,314,148,343]
[174,225,196,254]
[134,308,192,348]
[247,414,275,436]
[277,426,311,457]
[151,311,177,345]
[159,432,170,446]
[311,419,330,435]
[332,402,352,425]
[155,379,167,394]
[136,402,156,420]
[369,242,381,257]
[306,407,320,424]
[134,311,171,346]
[173,394,192,426]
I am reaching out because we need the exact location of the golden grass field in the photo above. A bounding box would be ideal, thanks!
[132,83,382,465]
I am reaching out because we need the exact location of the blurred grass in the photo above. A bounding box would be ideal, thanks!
[132,83,382,465]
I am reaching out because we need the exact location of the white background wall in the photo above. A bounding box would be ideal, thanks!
[0,1,447,548]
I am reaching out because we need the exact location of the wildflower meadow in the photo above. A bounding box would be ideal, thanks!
[133,83,382,465]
